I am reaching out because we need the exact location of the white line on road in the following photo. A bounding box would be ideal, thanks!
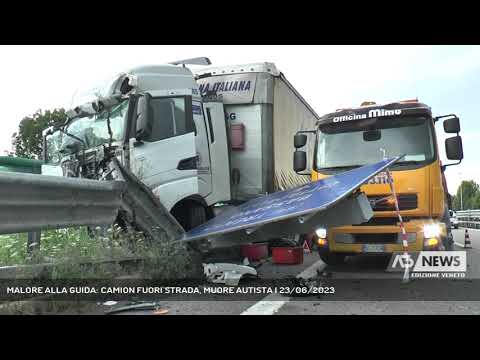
[240,297,287,315]
[455,242,466,248]
[240,258,326,315]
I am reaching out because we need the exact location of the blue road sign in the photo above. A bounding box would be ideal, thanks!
[181,157,401,242]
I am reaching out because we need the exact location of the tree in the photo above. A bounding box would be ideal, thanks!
[453,180,480,210]
[11,109,67,159]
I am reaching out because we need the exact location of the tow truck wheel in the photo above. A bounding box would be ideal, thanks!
[319,252,347,265]
[443,234,455,251]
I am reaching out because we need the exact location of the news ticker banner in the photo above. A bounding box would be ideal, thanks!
[1,278,480,301]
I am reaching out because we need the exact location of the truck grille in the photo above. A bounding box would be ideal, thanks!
[367,194,417,211]
[352,217,399,226]
[334,232,416,244]
[353,233,397,244]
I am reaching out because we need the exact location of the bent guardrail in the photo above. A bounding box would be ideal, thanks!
[0,171,127,234]
[0,160,185,246]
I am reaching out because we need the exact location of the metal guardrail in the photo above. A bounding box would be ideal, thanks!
[0,159,184,241]
[455,209,480,229]
[0,171,126,234]
[109,158,184,241]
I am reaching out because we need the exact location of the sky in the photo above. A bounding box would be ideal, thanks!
[0,45,478,194]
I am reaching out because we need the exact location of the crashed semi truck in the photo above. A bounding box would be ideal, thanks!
[41,58,319,235]
[293,100,464,265]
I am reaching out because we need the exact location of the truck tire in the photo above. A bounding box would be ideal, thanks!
[171,201,207,231]
[187,203,207,231]
[319,252,346,266]
[186,203,208,277]
[441,206,454,251]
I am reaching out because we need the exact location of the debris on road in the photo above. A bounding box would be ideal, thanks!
[203,263,258,286]
[102,301,118,306]
[272,246,304,265]
[240,243,268,261]
[105,301,163,315]
[152,309,169,315]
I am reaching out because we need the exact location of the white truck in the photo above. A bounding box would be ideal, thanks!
[42,58,319,233]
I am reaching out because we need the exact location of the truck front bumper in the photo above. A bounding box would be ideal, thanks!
[317,219,447,254]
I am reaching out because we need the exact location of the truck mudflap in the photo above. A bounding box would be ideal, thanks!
[180,157,401,247]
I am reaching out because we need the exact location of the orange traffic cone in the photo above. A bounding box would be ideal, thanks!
[465,229,472,249]
[303,239,311,253]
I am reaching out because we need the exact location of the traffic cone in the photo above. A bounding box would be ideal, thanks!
[465,229,472,249]
[303,239,311,253]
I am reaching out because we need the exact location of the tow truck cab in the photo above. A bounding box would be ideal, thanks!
[293,100,463,265]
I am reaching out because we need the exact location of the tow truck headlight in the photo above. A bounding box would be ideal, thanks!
[423,224,441,239]
[315,227,327,239]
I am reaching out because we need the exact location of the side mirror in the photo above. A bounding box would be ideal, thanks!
[136,94,152,141]
[294,150,307,172]
[443,117,460,133]
[445,135,463,160]
[294,134,307,148]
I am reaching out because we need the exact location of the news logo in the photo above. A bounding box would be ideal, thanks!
[388,251,467,278]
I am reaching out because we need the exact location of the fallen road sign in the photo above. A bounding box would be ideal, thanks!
[180,157,401,246]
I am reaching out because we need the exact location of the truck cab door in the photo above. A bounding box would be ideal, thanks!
[129,95,198,211]
[202,102,232,204]
[192,100,213,199]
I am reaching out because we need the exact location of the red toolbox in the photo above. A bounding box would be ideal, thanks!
[241,243,269,261]
[271,246,304,265]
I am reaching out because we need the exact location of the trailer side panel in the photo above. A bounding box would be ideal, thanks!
[272,76,318,191]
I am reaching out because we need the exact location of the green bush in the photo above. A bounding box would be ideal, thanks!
[0,226,201,279]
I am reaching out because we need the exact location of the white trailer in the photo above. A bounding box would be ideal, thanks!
[195,63,320,201]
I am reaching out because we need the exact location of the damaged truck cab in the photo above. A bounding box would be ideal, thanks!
[294,100,463,265]
[42,59,319,238]
[42,61,231,231]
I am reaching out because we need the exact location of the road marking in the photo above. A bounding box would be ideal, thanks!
[240,259,326,315]
[240,296,287,315]
[455,242,465,248]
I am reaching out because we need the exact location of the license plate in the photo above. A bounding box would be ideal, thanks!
[363,244,385,253]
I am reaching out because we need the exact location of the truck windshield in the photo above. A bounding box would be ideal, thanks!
[44,100,128,165]
[65,100,128,150]
[315,116,435,171]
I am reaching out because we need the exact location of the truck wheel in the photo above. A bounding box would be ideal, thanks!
[319,252,346,265]
[187,203,207,230]
[171,201,207,231]
[443,234,454,251]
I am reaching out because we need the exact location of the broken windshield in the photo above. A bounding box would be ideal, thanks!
[315,116,436,171]
[44,100,129,165]
[62,100,128,151]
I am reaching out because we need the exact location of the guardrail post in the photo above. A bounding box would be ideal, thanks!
[27,231,41,254]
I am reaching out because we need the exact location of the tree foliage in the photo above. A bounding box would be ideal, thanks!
[11,109,66,159]
[452,180,480,210]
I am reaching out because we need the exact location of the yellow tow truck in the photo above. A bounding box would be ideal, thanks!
[293,99,463,265]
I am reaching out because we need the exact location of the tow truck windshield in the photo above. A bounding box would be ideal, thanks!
[315,116,435,172]
[45,100,128,165]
